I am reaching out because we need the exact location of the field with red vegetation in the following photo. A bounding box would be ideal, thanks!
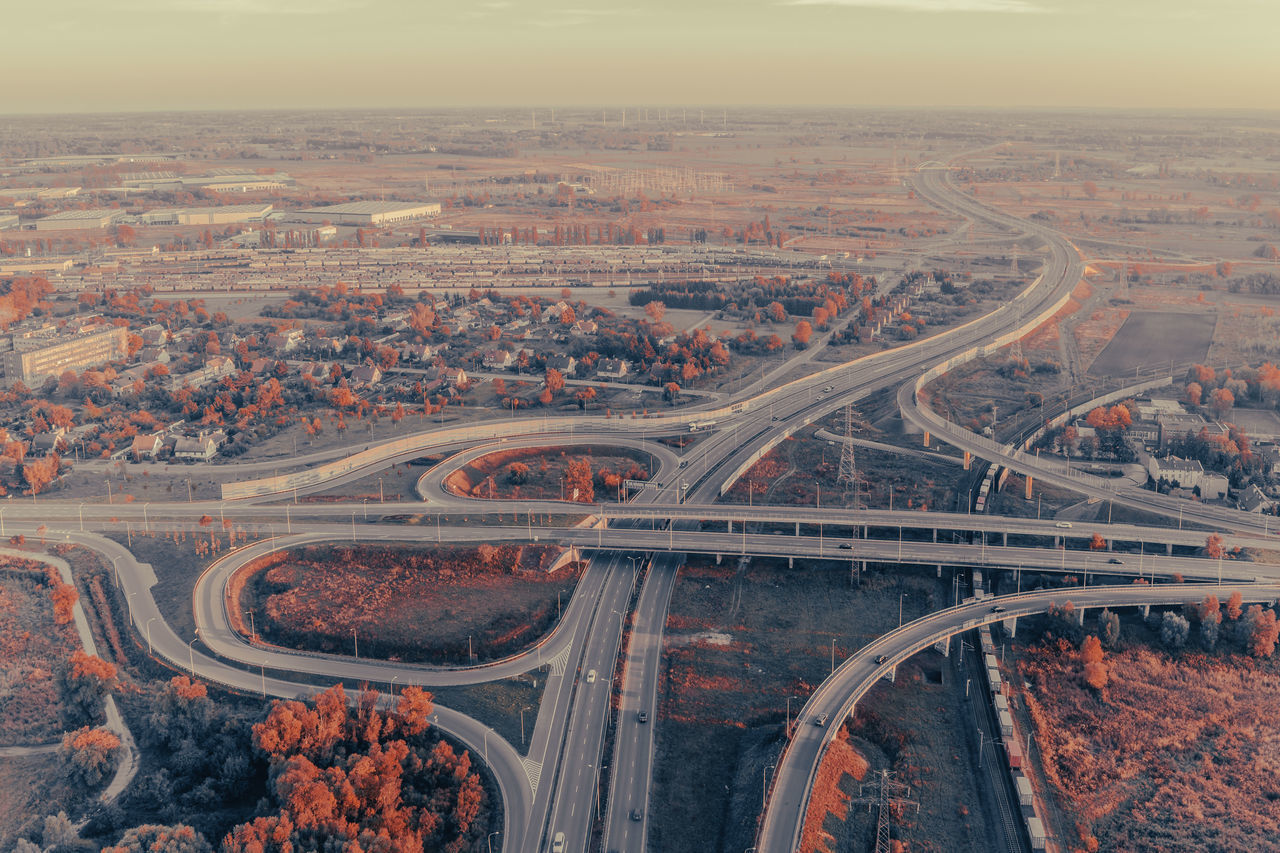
[1017,622,1280,852]
[444,444,652,502]
[0,557,82,745]
[237,543,583,665]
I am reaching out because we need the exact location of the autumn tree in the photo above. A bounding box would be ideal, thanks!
[506,462,530,485]
[564,457,594,503]
[1160,612,1190,650]
[792,320,813,348]
[1097,609,1120,648]
[60,650,118,727]
[103,824,213,853]
[1089,532,1107,551]
[1226,590,1244,620]
[1080,635,1108,689]
[1243,605,1279,657]
[1208,387,1235,419]
[644,300,666,322]
[1205,533,1225,559]
[544,367,565,394]
[1184,381,1202,406]
[60,725,121,787]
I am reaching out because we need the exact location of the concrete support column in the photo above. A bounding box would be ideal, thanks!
[1141,604,1150,618]
[715,553,722,564]
[964,450,972,471]
[795,522,800,536]
[1025,476,1033,500]
[1075,607,1086,625]
[1003,616,1017,637]
[933,528,938,543]
[923,430,931,447]
[1003,532,1008,546]
[936,564,942,578]
[1167,542,1173,555]
[788,556,794,568]
[727,520,732,534]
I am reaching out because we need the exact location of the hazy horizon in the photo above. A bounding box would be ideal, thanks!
[10,0,1279,114]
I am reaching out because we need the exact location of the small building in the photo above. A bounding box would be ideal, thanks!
[1238,483,1274,514]
[546,354,577,374]
[130,434,163,460]
[350,364,383,387]
[266,329,304,353]
[597,358,629,379]
[173,434,218,461]
[441,367,468,386]
[483,349,514,370]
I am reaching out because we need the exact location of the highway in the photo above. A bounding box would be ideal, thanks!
[22,151,1275,853]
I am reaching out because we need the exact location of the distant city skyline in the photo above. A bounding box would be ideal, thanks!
[8,0,1279,114]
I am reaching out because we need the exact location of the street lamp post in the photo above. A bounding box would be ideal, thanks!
[763,763,776,809]
[146,617,156,655]
[188,633,198,676]
[487,831,501,853]
[520,706,532,746]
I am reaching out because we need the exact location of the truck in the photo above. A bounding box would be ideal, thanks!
[688,420,716,433]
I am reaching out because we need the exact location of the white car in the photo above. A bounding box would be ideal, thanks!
[552,832,565,853]
[586,669,597,684]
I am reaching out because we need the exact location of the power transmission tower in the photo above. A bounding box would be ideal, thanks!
[836,405,866,507]
[851,769,919,853]
[1010,245,1019,276]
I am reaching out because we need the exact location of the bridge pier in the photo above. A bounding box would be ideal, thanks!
[1075,607,1086,625]
[923,430,930,448]
[1167,543,1173,555]
[715,553,722,564]
[727,520,732,534]
[788,556,794,568]
[795,522,800,536]
[1002,616,1017,637]
[964,450,972,471]
[1025,476,1033,501]
[933,528,938,543]
[937,564,942,578]
[1141,604,1150,618]
[1002,532,1008,547]
[884,664,896,684]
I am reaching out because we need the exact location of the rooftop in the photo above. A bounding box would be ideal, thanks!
[299,201,438,215]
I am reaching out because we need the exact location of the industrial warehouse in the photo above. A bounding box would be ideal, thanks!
[288,201,441,227]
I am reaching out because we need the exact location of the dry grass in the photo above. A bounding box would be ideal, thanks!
[1017,635,1280,852]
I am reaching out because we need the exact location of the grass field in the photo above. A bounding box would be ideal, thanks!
[1088,311,1214,377]
[649,556,954,853]
[443,444,653,502]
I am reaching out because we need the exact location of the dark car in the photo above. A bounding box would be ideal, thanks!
[630,809,643,821]
[637,711,648,723]
[875,654,888,665]
[991,605,1007,613]
[838,543,853,550]
[1108,557,1123,565]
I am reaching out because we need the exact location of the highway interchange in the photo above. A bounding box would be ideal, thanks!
[21,159,1280,853]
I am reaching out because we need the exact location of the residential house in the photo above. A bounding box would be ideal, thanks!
[483,349,515,370]
[1239,483,1275,514]
[546,354,577,374]
[597,358,630,380]
[350,364,383,387]
[130,434,163,460]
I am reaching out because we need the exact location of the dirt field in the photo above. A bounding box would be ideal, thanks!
[1087,311,1215,377]
[649,557,962,853]
[237,542,583,665]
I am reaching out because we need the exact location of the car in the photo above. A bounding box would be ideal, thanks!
[637,710,648,723]
[678,460,688,468]
[838,543,853,550]
[816,394,825,401]
[992,605,1007,613]
[630,809,643,821]
[822,385,833,393]
[1108,557,1124,565]
[875,654,888,665]
[586,669,596,684]
[1055,521,1073,529]
[772,415,780,421]
[552,832,566,853]
[814,713,829,727]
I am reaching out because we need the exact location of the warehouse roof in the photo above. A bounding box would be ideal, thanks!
[299,201,437,215]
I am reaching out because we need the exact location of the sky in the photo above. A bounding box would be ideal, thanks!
[8,0,1279,113]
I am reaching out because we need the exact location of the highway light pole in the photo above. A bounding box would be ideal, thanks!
[520,706,532,746]
[188,633,198,677]
[487,831,501,853]
[146,617,156,655]
[763,762,776,809]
